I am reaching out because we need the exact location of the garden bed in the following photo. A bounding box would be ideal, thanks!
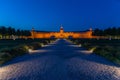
[69,38,120,65]
[0,38,56,65]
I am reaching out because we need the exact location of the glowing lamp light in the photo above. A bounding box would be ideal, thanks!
[28,49,33,53]
[41,44,44,47]
[77,50,93,54]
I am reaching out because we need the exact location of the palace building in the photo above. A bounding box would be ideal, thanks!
[31,26,93,39]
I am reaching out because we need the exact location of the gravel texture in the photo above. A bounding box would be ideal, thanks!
[0,39,120,80]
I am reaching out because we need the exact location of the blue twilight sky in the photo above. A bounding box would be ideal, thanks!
[0,0,120,31]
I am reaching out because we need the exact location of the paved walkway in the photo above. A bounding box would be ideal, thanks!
[0,39,120,80]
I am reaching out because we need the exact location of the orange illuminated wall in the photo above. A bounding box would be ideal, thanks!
[30,26,93,39]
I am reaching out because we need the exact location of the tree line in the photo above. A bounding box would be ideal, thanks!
[93,27,120,36]
[0,26,31,39]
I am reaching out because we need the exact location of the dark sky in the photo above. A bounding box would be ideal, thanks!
[0,0,120,31]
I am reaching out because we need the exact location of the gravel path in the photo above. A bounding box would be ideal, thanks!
[0,39,120,80]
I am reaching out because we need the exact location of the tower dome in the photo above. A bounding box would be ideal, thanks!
[89,28,92,31]
[60,25,63,30]
[60,25,64,33]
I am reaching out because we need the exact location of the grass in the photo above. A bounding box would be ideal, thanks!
[0,45,29,64]
[69,38,120,65]
[0,38,56,65]
[0,39,52,49]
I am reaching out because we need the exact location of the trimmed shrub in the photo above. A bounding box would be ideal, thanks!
[42,40,49,45]
[12,45,29,55]
[28,42,42,50]
[0,52,12,64]
[0,45,29,65]
[93,46,120,64]
[0,39,56,65]
[69,39,120,65]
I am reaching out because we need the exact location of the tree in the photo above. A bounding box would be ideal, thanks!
[118,27,120,36]
[16,29,21,36]
[24,30,31,36]
[0,26,7,36]
[93,27,120,37]
[7,27,16,35]
[93,28,104,36]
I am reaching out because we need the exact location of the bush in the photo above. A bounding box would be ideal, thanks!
[0,52,12,64]
[0,39,56,65]
[69,39,120,65]
[28,42,42,50]
[94,46,120,64]
[0,45,29,65]
[13,45,29,55]
[1,45,29,57]
[42,40,49,45]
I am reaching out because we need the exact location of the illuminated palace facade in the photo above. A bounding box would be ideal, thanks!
[31,26,93,39]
